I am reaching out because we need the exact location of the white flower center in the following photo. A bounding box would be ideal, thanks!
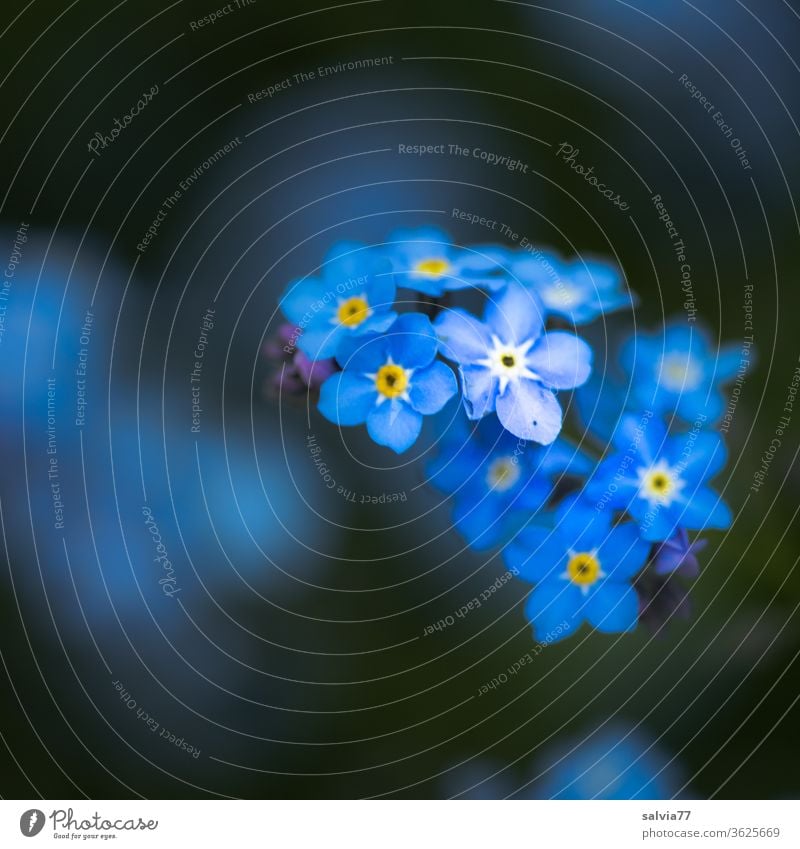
[636,459,685,507]
[541,282,580,310]
[658,352,703,392]
[485,456,521,492]
[476,334,539,394]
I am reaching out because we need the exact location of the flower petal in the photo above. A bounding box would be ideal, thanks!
[434,308,492,363]
[496,379,562,444]
[524,581,583,643]
[676,486,732,531]
[408,361,458,414]
[505,525,567,584]
[366,400,423,453]
[526,331,593,389]
[318,372,375,425]
[387,312,439,368]
[484,283,544,345]
[461,365,498,420]
[665,431,727,483]
[585,582,639,634]
[596,522,650,581]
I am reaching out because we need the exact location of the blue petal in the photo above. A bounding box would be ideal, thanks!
[496,379,562,444]
[596,523,650,581]
[453,494,509,550]
[366,400,422,453]
[297,323,345,360]
[505,525,567,583]
[553,494,612,550]
[484,283,545,345]
[408,361,458,414]
[524,581,583,643]
[387,312,439,368]
[666,431,727,483]
[526,331,593,390]
[610,413,666,464]
[335,332,389,371]
[461,365,498,419]
[358,310,398,336]
[677,486,732,531]
[434,308,491,363]
[585,582,639,634]
[280,278,330,326]
[318,372,375,425]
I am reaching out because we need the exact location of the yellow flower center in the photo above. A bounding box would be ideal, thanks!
[567,551,601,586]
[641,468,674,500]
[414,257,450,277]
[375,363,408,398]
[337,296,370,327]
[659,353,702,391]
[500,352,516,368]
[486,456,521,492]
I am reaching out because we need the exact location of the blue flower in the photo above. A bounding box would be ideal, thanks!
[280,242,397,360]
[505,497,649,642]
[317,313,457,453]
[427,413,593,550]
[652,527,707,577]
[387,226,514,296]
[586,413,732,542]
[620,321,743,423]
[513,253,635,324]
[530,724,685,799]
[434,284,593,443]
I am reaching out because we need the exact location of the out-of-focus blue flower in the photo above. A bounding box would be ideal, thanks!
[621,321,742,423]
[505,497,649,641]
[587,413,732,542]
[435,284,592,444]
[280,242,396,360]
[513,253,634,324]
[387,226,513,295]
[530,724,685,799]
[652,527,707,577]
[426,413,593,550]
[318,313,457,453]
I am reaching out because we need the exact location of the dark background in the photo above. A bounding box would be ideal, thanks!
[0,0,798,799]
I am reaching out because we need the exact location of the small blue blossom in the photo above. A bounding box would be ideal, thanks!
[505,497,649,642]
[586,413,732,542]
[621,321,743,423]
[280,242,397,360]
[513,253,635,324]
[427,413,593,550]
[318,313,457,453]
[387,226,514,296]
[530,724,685,799]
[652,527,707,577]
[435,283,593,444]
